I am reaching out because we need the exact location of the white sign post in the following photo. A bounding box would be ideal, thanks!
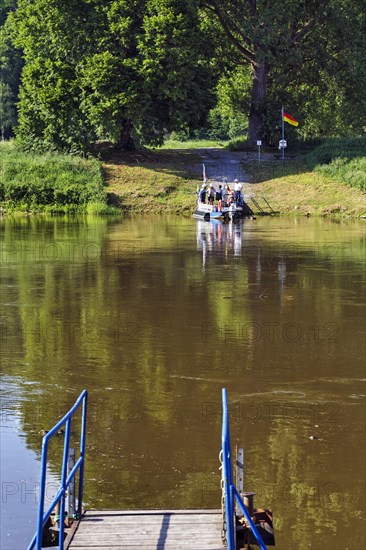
[279,139,287,160]
[257,140,262,163]
[281,105,285,160]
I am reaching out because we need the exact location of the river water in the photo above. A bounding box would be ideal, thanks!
[0,215,365,549]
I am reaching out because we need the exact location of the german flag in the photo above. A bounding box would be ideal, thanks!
[283,111,299,126]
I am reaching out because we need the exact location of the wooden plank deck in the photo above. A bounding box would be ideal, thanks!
[66,509,225,549]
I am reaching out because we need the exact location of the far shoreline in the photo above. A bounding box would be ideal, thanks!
[1,142,365,218]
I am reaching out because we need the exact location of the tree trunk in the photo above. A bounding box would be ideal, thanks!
[116,119,135,151]
[248,62,267,146]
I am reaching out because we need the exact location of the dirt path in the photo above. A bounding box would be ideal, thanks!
[189,148,249,183]
[189,147,276,183]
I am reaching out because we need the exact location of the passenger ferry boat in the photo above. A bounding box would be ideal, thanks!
[193,163,253,222]
[193,201,244,222]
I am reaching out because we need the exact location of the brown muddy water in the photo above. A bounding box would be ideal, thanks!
[0,215,365,549]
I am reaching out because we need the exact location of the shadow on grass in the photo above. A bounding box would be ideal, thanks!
[105,191,127,208]
[100,143,307,185]
[245,137,366,189]
[244,159,313,185]
[100,146,202,180]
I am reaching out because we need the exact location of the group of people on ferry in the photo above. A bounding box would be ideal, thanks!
[198,179,243,210]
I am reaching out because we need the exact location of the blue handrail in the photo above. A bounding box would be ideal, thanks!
[221,388,267,550]
[28,390,88,550]
[221,388,235,549]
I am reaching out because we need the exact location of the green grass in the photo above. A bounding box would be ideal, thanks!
[103,144,365,217]
[243,157,366,217]
[305,137,366,191]
[0,141,116,214]
[2,136,364,217]
[227,135,366,192]
[315,157,366,192]
[155,138,229,149]
[102,148,201,214]
[226,136,249,151]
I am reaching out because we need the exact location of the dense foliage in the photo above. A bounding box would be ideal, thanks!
[0,141,110,212]
[0,0,22,139]
[0,0,365,150]
[204,0,366,144]
[9,0,216,152]
[306,137,366,191]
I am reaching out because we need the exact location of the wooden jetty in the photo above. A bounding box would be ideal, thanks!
[65,509,224,549]
[27,390,272,550]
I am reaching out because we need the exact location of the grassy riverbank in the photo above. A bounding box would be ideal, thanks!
[305,137,366,192]
[241,137,366,217]
[0,141,114,214]
[102,147,201,214]
[102,142,366,217]
[1,139,365,217]
[243,159,365,217]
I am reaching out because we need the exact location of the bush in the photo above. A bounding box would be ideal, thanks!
[226,137,249,151]
[169,111,248,142]
[306,137,366,191]
[0,140,113,212]
[228,116,247,140]
[316,157,366,191]
[169,128,190,142]
[306,137,366,165]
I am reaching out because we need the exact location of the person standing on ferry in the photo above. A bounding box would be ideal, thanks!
[234,179,242,203]
[215,184,223,210]
[199,184,206,203]
[223,183,230,205]
[207,183,215,205]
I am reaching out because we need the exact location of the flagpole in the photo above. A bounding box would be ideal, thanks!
[281,105,285,161]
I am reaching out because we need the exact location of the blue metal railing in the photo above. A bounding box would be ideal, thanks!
[221,388,267,550]
[28,390,88,550]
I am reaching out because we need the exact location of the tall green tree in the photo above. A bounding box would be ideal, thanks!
[0,0,16,28]
[12,0,216,151]
[135,0,216,144]
[0,81,16,139]
[290,0,366,138]
[212,66,251,138]
[0,0,22,139]
[11,0,101,151]
[204,0,366,144]
[9,0,366,149]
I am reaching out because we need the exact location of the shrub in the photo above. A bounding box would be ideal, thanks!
[0,140,111,212]
[226,137,249,151]
[306,137,366,191]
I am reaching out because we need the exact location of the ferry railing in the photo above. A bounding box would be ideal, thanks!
[28,389,88,550]
[221,388,267,550]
